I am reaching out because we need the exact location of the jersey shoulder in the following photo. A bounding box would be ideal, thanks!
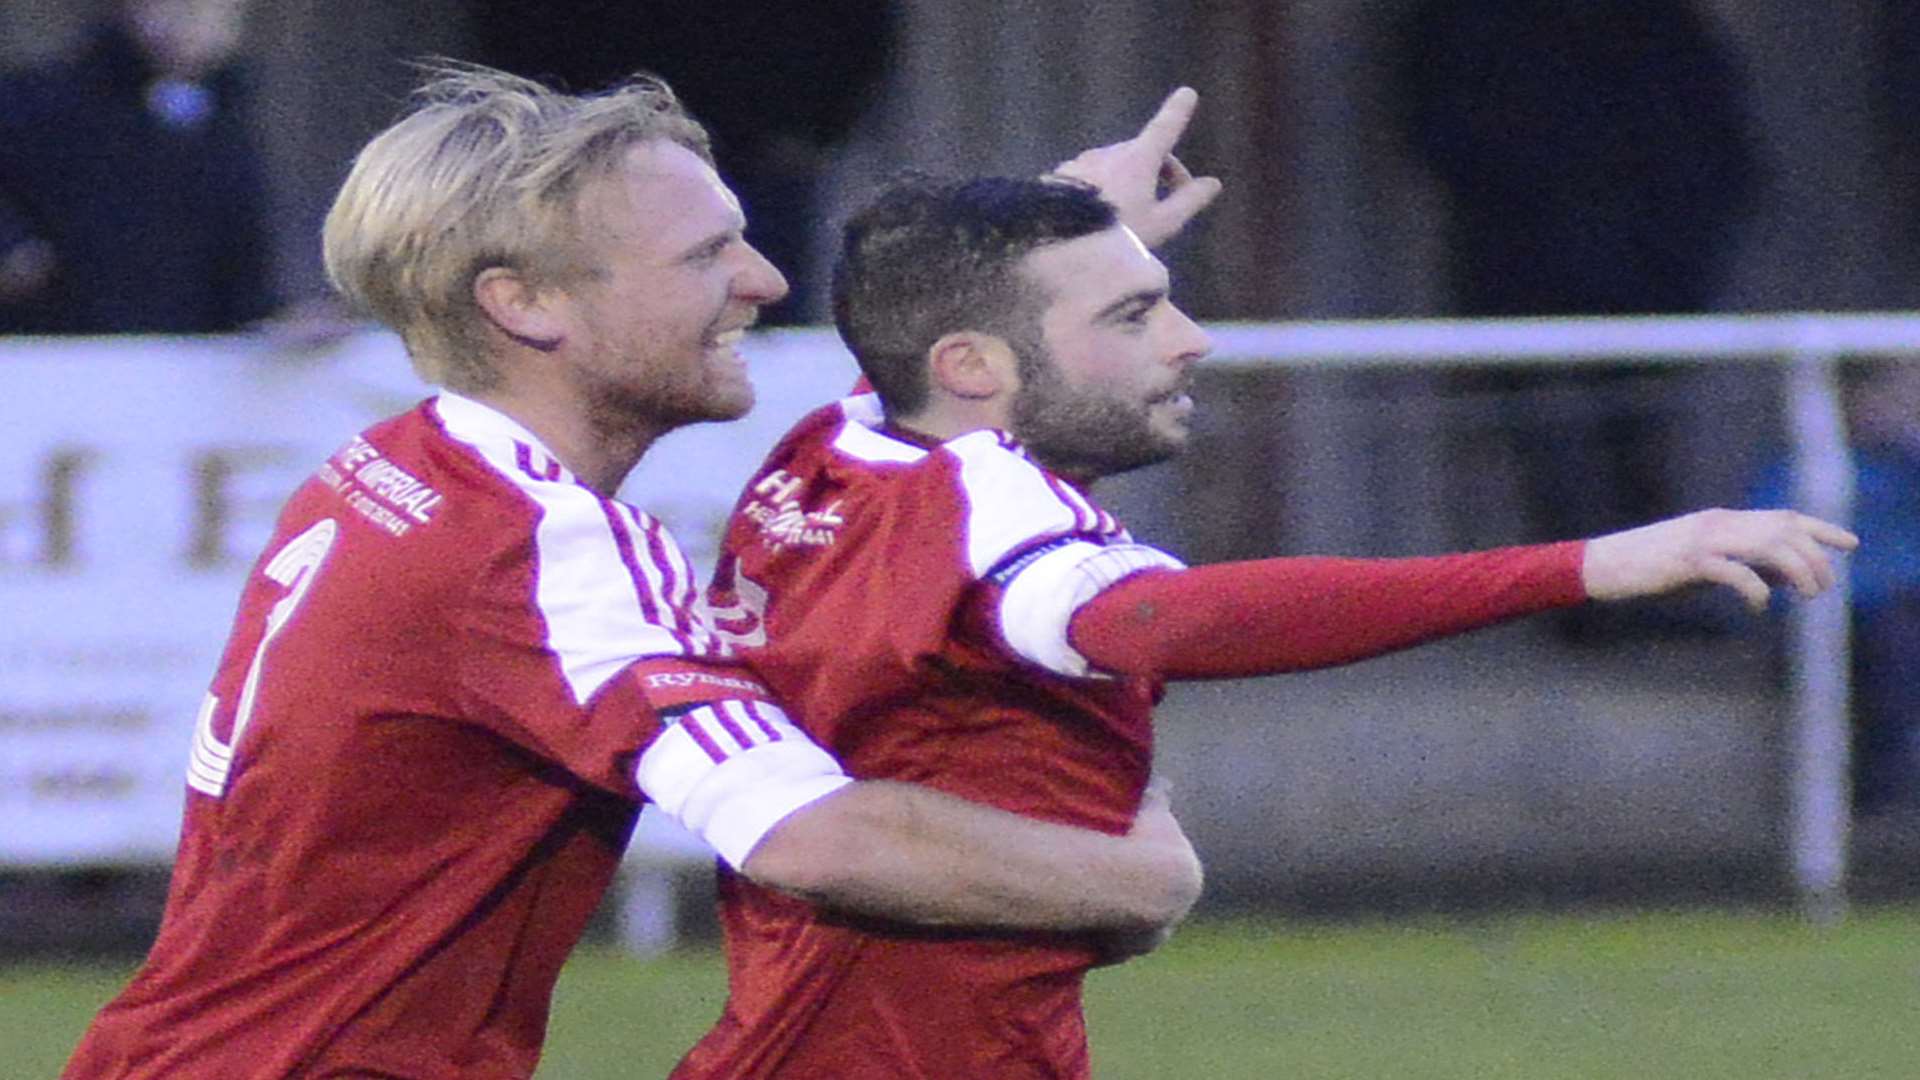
[425,393,716,659]
[369,393,686,558]
[290,398,540,567]
[739,393,1128,580]
[931,428,1126,577]
[291,395,710,652]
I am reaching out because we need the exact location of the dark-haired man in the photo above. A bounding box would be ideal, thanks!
[675,173,1856,1078]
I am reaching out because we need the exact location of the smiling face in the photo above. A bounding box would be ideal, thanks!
[1007,226,1212,481]
[558,139,789,434]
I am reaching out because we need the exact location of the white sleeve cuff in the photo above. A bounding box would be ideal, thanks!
[996,540,1185,678]
[634,702,853,870]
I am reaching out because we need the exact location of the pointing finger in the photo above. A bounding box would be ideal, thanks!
[1798,513,1859,552]
[1136,86,1200,157]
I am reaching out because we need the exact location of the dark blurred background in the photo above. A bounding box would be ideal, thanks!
[6,0,1917,325]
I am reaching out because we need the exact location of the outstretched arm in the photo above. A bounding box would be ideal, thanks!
[1052,509,1856,681]
[1064,541,1586,679]
[1051,86,1223,248]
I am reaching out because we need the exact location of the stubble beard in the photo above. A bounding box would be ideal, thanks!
[1007,336,1183,484]
[580,325,754,442]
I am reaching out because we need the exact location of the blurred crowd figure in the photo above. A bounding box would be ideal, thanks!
[0,0,275,335]
[464,0,900,326]
[1880,1,1920,299]
[1390,0,1764,630]
[1393,0,1760,319]
[1749,360,1920,815]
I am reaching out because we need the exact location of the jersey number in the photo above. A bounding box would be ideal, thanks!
[186,519,339,797]
[703,569,769,650]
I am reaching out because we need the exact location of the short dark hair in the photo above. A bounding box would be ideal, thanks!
[831,174,1118,415]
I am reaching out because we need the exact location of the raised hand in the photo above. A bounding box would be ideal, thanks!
[1051,87,1223,248]
[1580,508,1860,612]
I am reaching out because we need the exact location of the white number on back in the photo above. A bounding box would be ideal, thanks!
[186,519,338,797]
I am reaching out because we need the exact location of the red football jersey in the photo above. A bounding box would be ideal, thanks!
[675,392,1590,1079]
[677,395,1185,1080]
[65,394,844,1080]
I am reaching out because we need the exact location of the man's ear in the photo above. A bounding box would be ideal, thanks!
[473,266,567,351]
[927,331,1019,401]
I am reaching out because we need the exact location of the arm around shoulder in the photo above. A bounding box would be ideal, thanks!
[741,779,1202,932]
[625,666,1198,933]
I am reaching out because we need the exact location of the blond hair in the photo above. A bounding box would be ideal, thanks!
[322,62,712,391]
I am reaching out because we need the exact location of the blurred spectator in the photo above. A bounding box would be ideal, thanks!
[465,0,900,326]
[1393,0,1760,319]
[1750,359,1920,815]
[0,0,276,335]
[1880,0,1920,295]
[1390,0,1763,601]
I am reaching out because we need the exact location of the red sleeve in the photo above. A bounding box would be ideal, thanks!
[1067,541,1587,679]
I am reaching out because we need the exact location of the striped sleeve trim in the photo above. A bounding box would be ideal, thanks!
[635,697,850,869]
[1040,469,1119,536]
[998,540,1186,678]
[608,501,722,659]
[674,700,788,763]
[943,429,1119,578]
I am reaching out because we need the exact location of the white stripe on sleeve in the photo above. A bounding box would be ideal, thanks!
[998,540,1186,678]
[635,700,853,870]
[436,394,699,704]
[943,430,1084,578]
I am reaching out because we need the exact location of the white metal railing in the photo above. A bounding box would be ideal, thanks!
[1206,311,1920,923]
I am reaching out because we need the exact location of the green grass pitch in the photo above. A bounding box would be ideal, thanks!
[8,908,1918,1077]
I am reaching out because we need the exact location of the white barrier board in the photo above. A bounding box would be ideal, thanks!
[0,329,855,865]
